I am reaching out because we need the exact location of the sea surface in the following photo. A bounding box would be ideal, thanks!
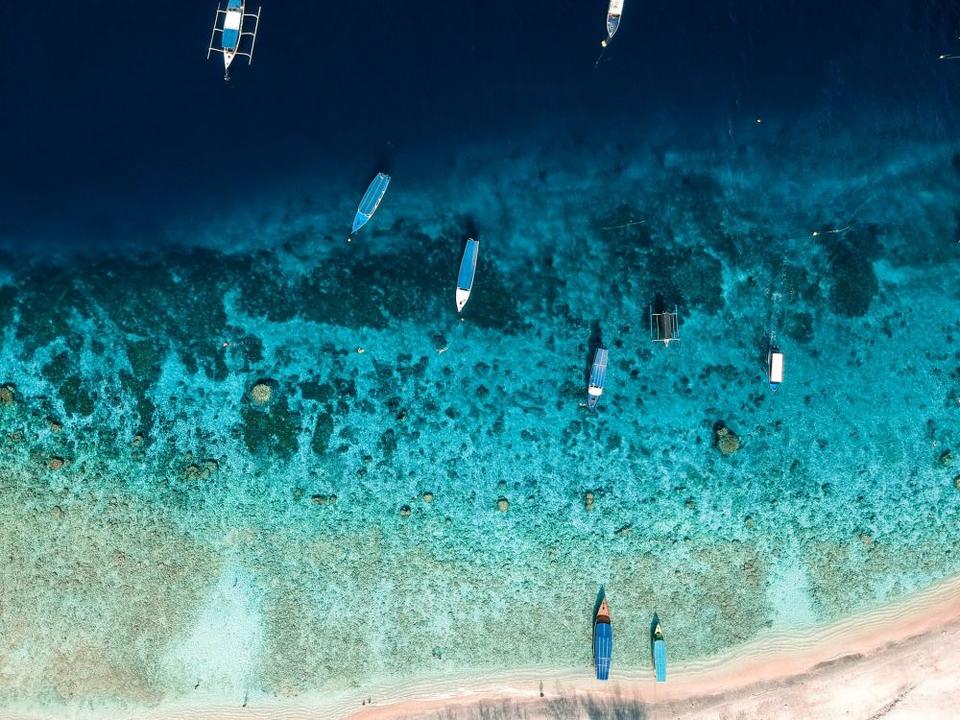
[3,0,960,711]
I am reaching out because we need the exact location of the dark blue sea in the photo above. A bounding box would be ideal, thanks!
[3,0,960,712]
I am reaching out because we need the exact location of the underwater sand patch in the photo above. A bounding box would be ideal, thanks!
[0,480,221,703]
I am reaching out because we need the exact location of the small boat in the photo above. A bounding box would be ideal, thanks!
[601,0,625,47]
[594,598,612,681]
[652,619,667,683]
[768,346,784,391]
[587,347,608,411]
[456,237,479,312]
[352,173,392,236]
[650,305,680,347]
[207,1,261,81]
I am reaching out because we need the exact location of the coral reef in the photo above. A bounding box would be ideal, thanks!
[714,422,741,455]
[1,116,960,709]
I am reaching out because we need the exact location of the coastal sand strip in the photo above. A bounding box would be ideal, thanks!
[2,574,960,720]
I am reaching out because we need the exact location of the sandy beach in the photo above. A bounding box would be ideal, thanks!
[1,573,958,720]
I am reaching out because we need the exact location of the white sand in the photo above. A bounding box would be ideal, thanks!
[3,574,960,720]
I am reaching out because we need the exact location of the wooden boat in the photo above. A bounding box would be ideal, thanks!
[352,173,391,236]
[593,597,612,680]
[768,347,784,391]
[652,619,667,683]
[456,238,479,312]
[601,0,625,47]
[207,0,261,81]
[587,346,608,411]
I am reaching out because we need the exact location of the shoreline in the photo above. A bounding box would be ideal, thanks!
[343,572,960,719]
[3,573,960,720]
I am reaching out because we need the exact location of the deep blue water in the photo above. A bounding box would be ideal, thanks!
[4,0,960,249]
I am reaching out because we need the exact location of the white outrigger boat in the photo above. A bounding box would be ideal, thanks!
[456,238,479,312]
[768,340,784,391]
[351,173,391,238]
[207,0,261,81]
[601,0,624,47]
[587,346,608,411]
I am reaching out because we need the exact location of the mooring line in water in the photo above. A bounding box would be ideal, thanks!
[810,225,851,237]
[601,219,646,230]
[594,44,608,69]
[787,224,852,241]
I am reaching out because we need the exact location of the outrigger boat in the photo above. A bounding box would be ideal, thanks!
[652,616,667,683]
[456,238,479,312]
[768,341,784,391]
[650,305,680,347]
[207,1,261,81]
[601,0,625,47]
[587,346,608,411]
[593,598,612,681]
[351,173,391,238]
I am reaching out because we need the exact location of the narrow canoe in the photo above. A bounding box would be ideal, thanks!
[594,598,612,681]
[456,238,479,312]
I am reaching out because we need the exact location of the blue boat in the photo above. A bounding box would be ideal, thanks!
[456,238,479,312]
[352,173,392,236]
[206,1,261,81]
[652,619,667,683]
[587,346,608,411]
[593,597,612,680]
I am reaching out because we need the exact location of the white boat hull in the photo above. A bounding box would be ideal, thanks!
[456,288,471,313]
[769,351,784,388]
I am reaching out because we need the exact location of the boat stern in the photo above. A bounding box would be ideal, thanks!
[456,287,471,313]
[352,212,368,234]
[606,15,621,41]
[587,386,602,410]
[605,0,623,42]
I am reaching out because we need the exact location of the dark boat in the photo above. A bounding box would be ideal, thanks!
[594,597,612,680]
[649,303,680,347]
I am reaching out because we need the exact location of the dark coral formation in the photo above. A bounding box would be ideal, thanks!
[824,226,881,318]
[240,394,299,458]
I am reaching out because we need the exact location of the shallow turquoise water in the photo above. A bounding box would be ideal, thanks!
[2,119,960,707]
